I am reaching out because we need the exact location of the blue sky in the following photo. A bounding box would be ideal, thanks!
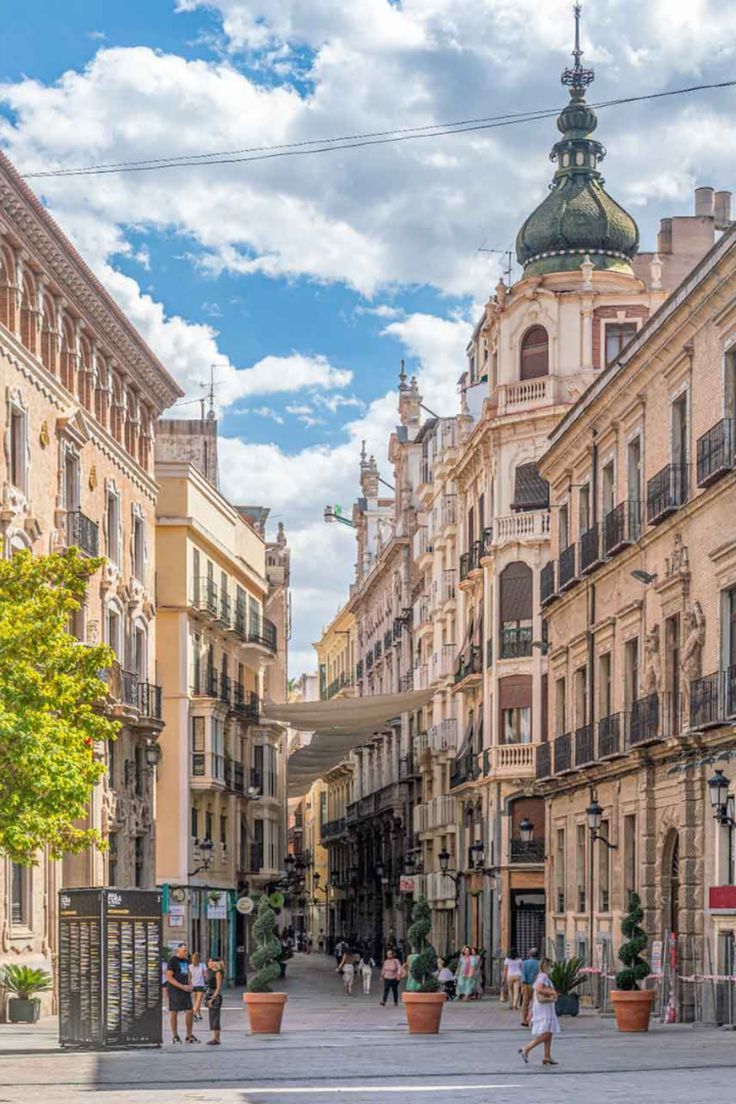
[3,1,736,672]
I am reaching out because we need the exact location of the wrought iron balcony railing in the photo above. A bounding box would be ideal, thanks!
[603,499,641,555]
[499,625,533,659]
[574,723,595,766]
[540,560,556,605]
[697,418,734,488]
[67,510,99,557]
[579,525,603,574]
[598,712,622,758]
[138,681,162,720]
[535,741,552,779]
[510,838,546,864]
[646,463,688,524]
[558,543,577,590]
[553,731,571,773]
[689,667,736,729]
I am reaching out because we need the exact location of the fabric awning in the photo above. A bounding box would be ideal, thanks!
[261,689,433,797]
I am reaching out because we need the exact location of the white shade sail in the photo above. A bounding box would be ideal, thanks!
[261,689,433,797]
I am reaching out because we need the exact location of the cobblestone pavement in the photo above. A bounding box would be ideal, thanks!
[0,952,734,1103]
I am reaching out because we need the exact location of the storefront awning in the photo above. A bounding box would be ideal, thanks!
[261,688,433,797]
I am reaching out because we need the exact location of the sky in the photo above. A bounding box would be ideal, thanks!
[2,1,736,674]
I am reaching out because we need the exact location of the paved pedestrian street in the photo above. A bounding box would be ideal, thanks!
[0,954,734,1104]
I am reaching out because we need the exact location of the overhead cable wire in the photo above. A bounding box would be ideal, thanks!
[22,78,736,180]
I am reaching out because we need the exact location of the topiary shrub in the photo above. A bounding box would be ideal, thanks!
[408,896,440,992]
[247,896,282,993]
[615,891,650,991]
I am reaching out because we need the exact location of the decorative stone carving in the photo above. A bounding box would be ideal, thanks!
[665,533,690,580]
[643,623,662,694]
[681,601,706,682]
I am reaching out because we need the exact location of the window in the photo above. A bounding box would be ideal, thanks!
[106,604,122,659]
[133,624,147,680]
[205,810,213,842]
[724,586,736,676]
[220,815,228,847]
[665,615,681,731]
[576,825,587,912]
[193,549,200,603]
[211,718,224,779]
[63,448,80,512]
[499,562,533,656]
[555,828,566,912]
[191,806,199,840]
[574,666,587,729]
[623,814,637,899]
[559,502,569,551]
[726,347,736,422]
[191,632,202,694]
[578,484,590,534]
[106,490,120,565]
[605,322,637,366]
[108,833,118,887]
[601,461,615,518]
[133,514,145,581]
[672,391,688,465]
[520,325,549,380]
[627,436,642,506]
[9,403,26,493]
[192,716,205,753]
[134,836,144,888]
[599,653,612,718]
[555,677,567,734]
[624,638,639,709]
[10,863,28,926]
[502,706,531,744]
[320,791,327,828]
[598,820,610,911]
[108,737,116,789]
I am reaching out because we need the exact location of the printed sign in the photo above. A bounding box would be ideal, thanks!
[651,939,663,976]
[236,896,255,916]
[207,893,228,920]
[399,876,416,894]
[167,904,185,928]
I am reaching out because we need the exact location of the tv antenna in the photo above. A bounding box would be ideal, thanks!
[477,247,513,285]
[199,362,227,420]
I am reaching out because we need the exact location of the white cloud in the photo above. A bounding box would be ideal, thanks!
[246,405,285,424]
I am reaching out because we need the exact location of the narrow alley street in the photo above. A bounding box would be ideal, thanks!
[0,952,734,1103]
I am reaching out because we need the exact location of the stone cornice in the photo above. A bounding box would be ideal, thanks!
[0,152,183,412]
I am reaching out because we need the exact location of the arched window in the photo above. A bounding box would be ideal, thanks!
[0,247,17,331]
[60,318,77,393]
[78,335,93,411]
[20,273,37,355]
[40,297,56,376]
[520,325,549,380]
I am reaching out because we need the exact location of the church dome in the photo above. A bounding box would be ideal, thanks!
[516,8,639,278]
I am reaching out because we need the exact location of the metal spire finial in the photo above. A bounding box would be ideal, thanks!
[562,2,594,91]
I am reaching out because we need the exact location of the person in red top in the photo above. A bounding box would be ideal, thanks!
[379,949,402,1007]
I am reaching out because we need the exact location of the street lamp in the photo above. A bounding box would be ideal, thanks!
[708,769,736,827]
[470,841,486,870]
[586,798,618,849]
[519,818,534,845]
[189,837,214,878]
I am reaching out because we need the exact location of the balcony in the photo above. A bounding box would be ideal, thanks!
[536,741,552,779]
[483,510,551,553]
[428,717,458,752]
[413,663,429,690]
[604,500,641,555]
[690,667,736,729]
[496,374,560,415]
[413,526,432,563]
[500,625,533,660]
[399,751,419,780]
[219,672,231,704]
[425,870,458,903]
[323,671,354,699]
[454,645,482,685]
[450,746,480,789]
[540,560,557,606]
[119,668,138,708]
[574,724,595,766]
[398,671,413,692]
[414,794,456,833]
[414,595,431,629]
[510,838,546,864]
[697,418,734,488]
[433,643,456,681]
[239,614,277,653]
[580,525,603,574]
[441,494,457,528]
[224,756,245,794]
[441,569,457,603]
[629,691,663,745]
[204,666,218,698]
[67,509,99,557]
[558,544,577,590]
[598,712,623,758]
[219,593,231,627]
[233,684,260,722]
[194,576,219,617]
[646,463,688,525]
[138,681,162,720]
[553,732,571,773]
[320,817,346,842]
[459,540,482,581]
[491,743,535,777]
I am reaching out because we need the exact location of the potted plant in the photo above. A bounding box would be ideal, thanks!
[401,896,445,1034]
[549,956,584,1016]
[611,891,655,1032]
[2,965,53,1023]
[243,896,287,1034]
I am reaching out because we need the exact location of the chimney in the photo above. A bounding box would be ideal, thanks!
[694,186,715,217]
[657,217,672,254]
[714,190,733,230]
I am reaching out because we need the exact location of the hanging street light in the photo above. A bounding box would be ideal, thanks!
[519,817,534,845]
[708,769,736,826]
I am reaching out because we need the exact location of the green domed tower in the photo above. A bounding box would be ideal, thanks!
[516,4,639,278]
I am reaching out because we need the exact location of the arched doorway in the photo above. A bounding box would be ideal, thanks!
[662,829,680,937]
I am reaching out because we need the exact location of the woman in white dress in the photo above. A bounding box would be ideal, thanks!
[518,958,560,1066]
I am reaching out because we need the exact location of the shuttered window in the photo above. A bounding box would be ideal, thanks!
[512,462,550,511]
[520,325,549,380]
[500,562,533,622]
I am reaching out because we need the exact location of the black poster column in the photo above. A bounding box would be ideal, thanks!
[59,888,163,1049]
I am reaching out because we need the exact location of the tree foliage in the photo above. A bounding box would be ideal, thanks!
[247,896,282,992]
[615,890,650,990]
[408,895,440,992]
[0,548,117,863]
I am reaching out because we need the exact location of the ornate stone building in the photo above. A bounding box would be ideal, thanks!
[0,149,182,1014]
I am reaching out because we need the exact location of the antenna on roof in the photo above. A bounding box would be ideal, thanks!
[478,247,513,285]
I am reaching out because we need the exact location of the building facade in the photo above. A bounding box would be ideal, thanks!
[538,203,736,1023]
[0,149,182,1014]
[155,418,289,981]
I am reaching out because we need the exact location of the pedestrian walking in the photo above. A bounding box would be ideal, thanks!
[189,952,207,1022]
[338,945,355,994]
[470,947,483,999]
[520,947,541,1027]
[318,929,325,953]
[358,951,376,994]
[204,957,224,1046]
[379,948,402,1006]
[166,942,197,1043]
[519,958,560,1067]
[503,947,524,1011]
[455,946,477,1001]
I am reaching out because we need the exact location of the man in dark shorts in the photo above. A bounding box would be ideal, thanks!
[166,942,197,1043]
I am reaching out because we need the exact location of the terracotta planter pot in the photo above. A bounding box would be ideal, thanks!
[243,992,288,1034]
[402,991,445,1034]
[611,988,655,1032]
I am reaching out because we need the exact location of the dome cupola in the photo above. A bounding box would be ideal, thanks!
[516,4,639,278]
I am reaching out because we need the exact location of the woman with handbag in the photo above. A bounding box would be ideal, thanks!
[518,958,560,1066]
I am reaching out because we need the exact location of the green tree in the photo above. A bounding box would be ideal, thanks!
[615,891,650,990]
[0,548,117,864]
[408,896,440,992]
[247,896,282,992]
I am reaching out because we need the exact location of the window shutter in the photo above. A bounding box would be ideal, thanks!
[512,462,550,511]
[500,562,533,622]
